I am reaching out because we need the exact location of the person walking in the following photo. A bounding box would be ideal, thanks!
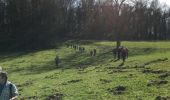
[0,71,18,100]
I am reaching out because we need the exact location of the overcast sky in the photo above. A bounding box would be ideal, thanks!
[159,0,170,6]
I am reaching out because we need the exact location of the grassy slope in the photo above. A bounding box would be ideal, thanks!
[0,41,170,100]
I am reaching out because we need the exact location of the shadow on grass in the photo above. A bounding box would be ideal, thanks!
[129,48,170,57]
[0,49,54,63]
[7,50,115,74]
[61,51,114,69]
[6,60,56,75]
[5,45,170,75]
[0,51,33,62]
[0,40,66,63]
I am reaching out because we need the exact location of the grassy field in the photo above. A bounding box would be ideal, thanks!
[0,41,170,100]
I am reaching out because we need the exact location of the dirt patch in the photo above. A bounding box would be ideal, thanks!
[155,96,170,100]
[68,79,82,83]
[144,58,168,66]
[18,88,23,92]
[20,96,38,100]
[134,58,168,68]
[100,79,112,84]
[107,86,126,95]
[46,93,63,100]
[147,80,168,86]
[129,74,133,77]
[45,75,58,79]
[142,69,166,74]
[17,81,33,88]
[78,67,96,74]
[62,79,82,85]
[159,72,170,79]
[106,67,115,69]
[127,74,136,78]
[108,69,127,74]
[96,70,105,72]
[133,64,145,68]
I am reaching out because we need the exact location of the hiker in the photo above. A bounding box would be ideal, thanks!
[71,44,73,48]
[76,45,79,50]
[74,45,76,50]
[90,50,93,56]
[93,49,96,56]
[55,55,60,66]
[0,71,18,100]
[121,47,128,62]
[79,47,85,53]
[82,47,85,52]
[66,43,69,48]
[78,46,81,51]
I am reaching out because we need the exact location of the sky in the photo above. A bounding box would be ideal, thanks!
[159,0,170,6]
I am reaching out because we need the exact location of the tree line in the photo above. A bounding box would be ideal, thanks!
[0,0,170,50]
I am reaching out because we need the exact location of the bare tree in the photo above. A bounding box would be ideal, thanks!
[110,0,128,48]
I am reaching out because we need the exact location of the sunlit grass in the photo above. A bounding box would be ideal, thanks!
[0,41,170,100]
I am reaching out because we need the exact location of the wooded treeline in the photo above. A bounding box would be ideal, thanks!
[0,0,170,50]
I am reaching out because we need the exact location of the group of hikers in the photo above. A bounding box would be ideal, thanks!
[90,49,97,56]
[66,43,98,56]
[66,44,85,53]
[55,43,98,66]
[55,43,129,66]
[112,46,129,62]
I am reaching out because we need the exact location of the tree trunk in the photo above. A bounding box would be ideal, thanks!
[116,40,121,49]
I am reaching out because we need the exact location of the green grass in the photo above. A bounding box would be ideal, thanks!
[0,41,170,100]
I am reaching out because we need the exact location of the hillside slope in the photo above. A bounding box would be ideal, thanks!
[0,41,170,100]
